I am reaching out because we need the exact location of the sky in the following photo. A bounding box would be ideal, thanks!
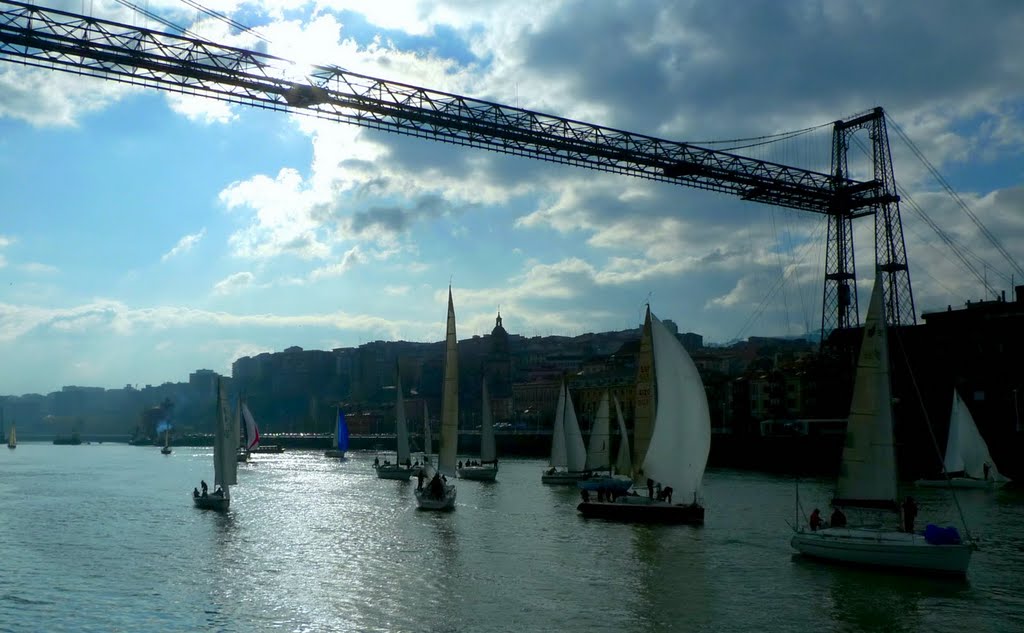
[1,0,1023,396]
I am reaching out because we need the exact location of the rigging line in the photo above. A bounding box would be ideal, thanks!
[849,137,1002,294]
[889,117,1024,279]
[769,209,793,336]
[718,126,824,153]
[890,326,974,545]
[179,0,270,43]
[682,120,833,146]
[112,0,202,40]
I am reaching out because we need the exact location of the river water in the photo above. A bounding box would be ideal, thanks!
[0,444,1021,633]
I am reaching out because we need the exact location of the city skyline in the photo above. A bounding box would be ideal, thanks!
[2,0,1023,395]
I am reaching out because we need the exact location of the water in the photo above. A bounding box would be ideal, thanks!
[1,444,1022,633]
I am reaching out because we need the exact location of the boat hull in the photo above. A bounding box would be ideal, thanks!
[914,477,1004,489]
[458,465,498,481]
[414,485,456,511]
[253,445,284,454]
[161,447,172,455]
[376,465,415,480]
[192,494,230,511]
[577,498,704,525]
[541,470,590,485]
[790,528,973,575]
[577,475,633,492]
[324,450,347,459]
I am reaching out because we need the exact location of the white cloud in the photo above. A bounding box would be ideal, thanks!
[161,229,207,261]
[18,262,58,274]
[213,271,256,295]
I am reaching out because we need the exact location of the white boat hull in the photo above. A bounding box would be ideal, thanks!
[414,485,456,511]
[376,465,415,480]
[791,528,973,575]
[541,470,590,485]
[914,477,1004,489]
[457,465,498,481]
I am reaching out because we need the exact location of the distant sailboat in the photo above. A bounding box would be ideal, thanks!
[577,392,633,492]
[235,398,260,462]
[415,286,458,510]
[193,378,239,511]
[541,379,589,485]
[790,276,974,574]
[160,426,172,455]
[376,363,415,479]
[457,379,499,481]
[916,389,1010,489]
[577,306,709,524]
[325,408,349,459]
[7,423,15,450]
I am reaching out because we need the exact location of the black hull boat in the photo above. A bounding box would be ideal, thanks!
[577,498,704,525]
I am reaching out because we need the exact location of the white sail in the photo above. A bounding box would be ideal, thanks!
[214,381,239,489]
[835,277,898,508]
[613,396,631,476]
[585,392,611,471]
[632,310,655,480]
[480,380,496,463]
[641,313,711,503]
[7,424,16,448]
[438,287,459,477]
[395,370,411,463]
[550,381,568,468]
[241,401,259,451]
[563,384,588,472]
[945,389,1008,482]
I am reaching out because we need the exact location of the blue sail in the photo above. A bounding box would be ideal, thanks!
[336,410,350,453]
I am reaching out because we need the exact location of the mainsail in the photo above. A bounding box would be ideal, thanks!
[562,383,588,473]
[613,396,631,476]
[632,307,655,480]
[335,409,350,454]
[833,277,899,509]
[549,381,568,468]
[438,286,460,477]
[584,392,611,471]
[241,400,260,452]
[214,381,239,489]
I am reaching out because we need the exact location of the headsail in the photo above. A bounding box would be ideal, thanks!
[641,312,710,503]
[241,400,260,451]
[585,391,611,471]
[336,409,350,454]
[834,277,899,510]
[613,396,631,476]
[438,286,460,477]
[563,383,588,473]
[550,381,568,468]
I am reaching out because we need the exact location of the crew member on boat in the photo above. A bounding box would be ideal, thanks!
[902,496,919,533]
[830,507,846,528]
[374,456,380,468]
[809,508,822,531]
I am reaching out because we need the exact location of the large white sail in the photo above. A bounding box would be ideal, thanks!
[834,277,898,509]
[613,396,631,476]
[549,381,568,468]
[641,313,710,503]
[584,392,611,471]
[438,287,460,477]
[214,380,239,488]
[945,389,1008,482]
[480,380,496,463]
[395,369,410,463]
[563,384,588,473]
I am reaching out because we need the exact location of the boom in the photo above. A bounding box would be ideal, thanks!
[0,0,915,332]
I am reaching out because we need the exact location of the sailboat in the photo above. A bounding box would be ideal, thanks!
[541,379,590,484]
[577,307,709,524]
[375,363,415,479]
[325,408,349,459]
[791,276,974,574]
[457,379,499,481]
[193,378,239,511]
[237,397,260,462]
[915,389,1010,489]
[414,286,458,510]
[577,392,633,492]
[160,425,172,455]
[7,423,15,450]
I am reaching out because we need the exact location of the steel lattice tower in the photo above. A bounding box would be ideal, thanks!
[823,108,915,336]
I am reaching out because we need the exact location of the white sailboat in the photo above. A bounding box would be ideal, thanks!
[236,398,260,462]
[458,379,499,481]
[376,363,415,480]
[916,389,1010,489]
[415,286,458,510]
[160,426,172,455]
[193,379,239,511]
[577,391,633,492]
[541,379,590,484]
[325,407,349,459]
[578,306,709,524]
[7,423,15,450]
[791,276,974,575]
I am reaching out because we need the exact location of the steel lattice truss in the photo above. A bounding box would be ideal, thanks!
[0,0,916,331]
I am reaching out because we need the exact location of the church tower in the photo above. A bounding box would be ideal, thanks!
[483,312,513,421]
